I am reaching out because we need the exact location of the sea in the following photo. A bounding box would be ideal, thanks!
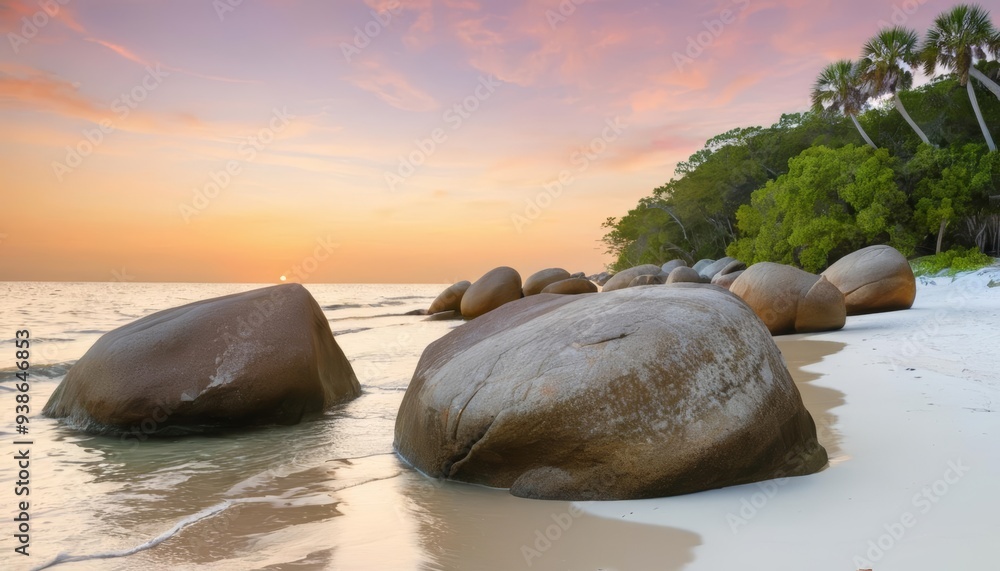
[0,282,706,571]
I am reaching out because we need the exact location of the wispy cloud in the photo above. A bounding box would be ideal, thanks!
[346,58,438,111]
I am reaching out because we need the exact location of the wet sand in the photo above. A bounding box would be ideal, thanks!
[775,336,847,462]
[66,337,846,571]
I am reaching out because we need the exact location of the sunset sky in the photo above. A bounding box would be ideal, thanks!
[0,0,945,283]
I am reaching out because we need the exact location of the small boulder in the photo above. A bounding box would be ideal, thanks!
[698,257,738,280]
[660,259,687,274]
[601,264,664,292]
[42,284,361,434]
[541,278,598,295]
[628,274,666,287]
[428,281,471,315]
[718,259,747,277]
[666,266,703,284]
[523,268,572,296]
[691,259,715,273]
[729,263,846,335]
[569,272,586,279]
[711,269,744,290]
[460,267,523,319]
[394,286,827,500]
[821,245,916,315]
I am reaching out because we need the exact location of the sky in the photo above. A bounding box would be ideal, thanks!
[0,0,951,283]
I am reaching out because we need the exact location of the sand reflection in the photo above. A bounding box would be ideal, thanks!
[774,336,846,461]
[394,468,701,571]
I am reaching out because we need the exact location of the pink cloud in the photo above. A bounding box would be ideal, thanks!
[346,58,439,111]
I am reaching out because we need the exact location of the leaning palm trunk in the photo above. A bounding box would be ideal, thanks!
[893,93,931,145]
[936,219,948,254]
[849,115,878,149]
[969,67,1000,101]
[967,81,997,152]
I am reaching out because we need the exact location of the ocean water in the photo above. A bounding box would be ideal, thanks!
[1,282,706,571]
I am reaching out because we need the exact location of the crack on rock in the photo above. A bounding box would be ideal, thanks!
[443,415,496,478]
[577,329,636,348]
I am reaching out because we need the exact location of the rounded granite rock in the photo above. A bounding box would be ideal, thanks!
[729,262,846,335]
[523,268,572,296]
[429,281,472,315]
[394,286,827,500]
[460,267,523,319]
[666,266,703,284]
[42,284,361,434]
[541,278,598,295]
[601,264,664,292]
[821,245,916,315]
[628,274,667,287]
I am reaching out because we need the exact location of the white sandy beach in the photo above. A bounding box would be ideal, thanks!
[580,267,1000,570]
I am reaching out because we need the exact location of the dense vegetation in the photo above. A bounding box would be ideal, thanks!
[603,4,1000,273]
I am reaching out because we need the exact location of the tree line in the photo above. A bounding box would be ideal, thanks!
[603,4,1000,273]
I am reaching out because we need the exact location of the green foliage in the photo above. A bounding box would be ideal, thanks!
[728,145,913,272]
[910,247,995,275]
[601,112,860,270]
[602,4,1000,274]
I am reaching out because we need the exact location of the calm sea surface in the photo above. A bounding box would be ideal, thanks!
[1,282,703,571]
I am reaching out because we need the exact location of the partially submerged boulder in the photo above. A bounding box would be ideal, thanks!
[821,245,916,315]
[43,284,361,434]
[601,264,663,292]
[461,267,523,319]
[729,263,846,335]
[394,286,828,500]
[428,281,471,315]
[523,268,572,296]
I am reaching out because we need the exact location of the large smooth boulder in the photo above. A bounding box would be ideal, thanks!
[460,267,523,319]
[821,245,916,315]
[601,264,663,292]
[542,278,598,295]
[428,281,471,315]
[729,263,846,335]
[394,286,828,501]
[43,284,360,434]
[523,268,572,296]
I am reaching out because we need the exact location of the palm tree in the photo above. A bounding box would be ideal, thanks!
[922,4,998,151]
[859,26,932,146]
[811,60,877,149]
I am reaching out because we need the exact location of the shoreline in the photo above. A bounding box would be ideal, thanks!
[579,267,1000,570]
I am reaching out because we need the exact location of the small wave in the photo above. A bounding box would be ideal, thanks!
[328,312,411,322]
[332,327,373,336]
[324,300,428,311]
[322,303,364,310]
[381,295,429,301]
[31,501,234,570]
[66,329,107,335]
[0,362,74,382]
